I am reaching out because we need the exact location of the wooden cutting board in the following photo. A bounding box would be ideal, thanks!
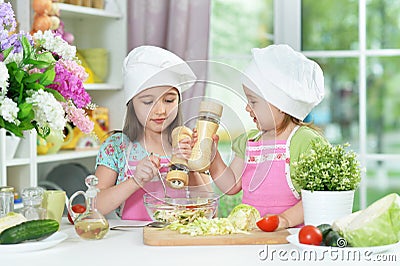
[143,227,290,246]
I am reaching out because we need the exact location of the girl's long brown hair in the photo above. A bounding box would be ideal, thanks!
[108,96,182,145]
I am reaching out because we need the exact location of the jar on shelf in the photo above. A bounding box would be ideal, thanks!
[92,0,104,9]
[67,0,83,5]
[82,0,91,7]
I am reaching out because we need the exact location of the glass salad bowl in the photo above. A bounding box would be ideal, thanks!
[143,190,219,225]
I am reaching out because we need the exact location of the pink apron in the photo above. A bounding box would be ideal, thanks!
[242,139,300,217]
[120,143,171,220]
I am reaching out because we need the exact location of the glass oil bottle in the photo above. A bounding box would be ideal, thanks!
[68,175,109,240]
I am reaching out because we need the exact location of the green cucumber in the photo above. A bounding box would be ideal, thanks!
[324,230,348,247]
[0,219,59,244]
[317,223,333,239]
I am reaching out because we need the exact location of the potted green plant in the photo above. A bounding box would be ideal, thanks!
[292,140,362,226]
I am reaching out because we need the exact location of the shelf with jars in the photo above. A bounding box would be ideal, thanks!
[1,0,127,193]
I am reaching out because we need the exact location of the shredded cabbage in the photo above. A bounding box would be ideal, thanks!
[166,217,246,236]
[154,208,213,225]
[165,203,261,236]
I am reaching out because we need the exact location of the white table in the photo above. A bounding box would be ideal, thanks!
[1,219,399,266]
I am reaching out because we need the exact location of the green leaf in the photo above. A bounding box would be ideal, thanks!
[21,35,33,61]
[25,82,45,91]
[44,88,65,102]
[0,118,23,137]
[24,58,52,69]
[14,68,26,84]
[5,61,18,71]
[18,120,35,131]
[23,73,43,84]
[2,47,13,61]
[36,52,56,64]
[0,117,5,128]
[17,102,33,120]
[40,68,56,86]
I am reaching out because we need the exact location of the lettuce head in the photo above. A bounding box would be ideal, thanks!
[227,204,260,231]
[332,193,400,247]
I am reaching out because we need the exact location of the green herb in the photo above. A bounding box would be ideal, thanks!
[292,140,362,191]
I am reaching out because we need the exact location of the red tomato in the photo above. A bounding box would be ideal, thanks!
[256,215,279,232]
[298,225,323,245]
[67,204,86,224]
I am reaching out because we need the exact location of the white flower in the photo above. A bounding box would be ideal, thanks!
[3,51,23,65]
[33,30,76,61]
[0,95,20,125]
[26,89,67,134]
[0,61,9,91]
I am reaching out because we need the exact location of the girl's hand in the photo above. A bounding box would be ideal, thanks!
[191,128,198,147]
[133,154,160,186]
[172,135,193,161]
[210,133,219,161]
[277,214,289,229]
[192,128,220,146]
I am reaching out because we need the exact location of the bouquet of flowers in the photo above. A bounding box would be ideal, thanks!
[0,2,94,139]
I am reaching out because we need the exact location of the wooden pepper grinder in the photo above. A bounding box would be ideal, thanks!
[165,126,193,189]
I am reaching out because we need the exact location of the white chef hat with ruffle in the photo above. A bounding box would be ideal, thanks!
[241,44,325,120]
[123,46,197,104]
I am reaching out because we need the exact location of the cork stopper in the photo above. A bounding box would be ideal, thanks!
[199,101,223,117]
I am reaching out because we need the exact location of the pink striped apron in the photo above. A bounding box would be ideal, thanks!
[120,143,171,220]
[241,139,300,217]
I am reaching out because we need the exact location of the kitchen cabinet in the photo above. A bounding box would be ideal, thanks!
[0,0,127,192]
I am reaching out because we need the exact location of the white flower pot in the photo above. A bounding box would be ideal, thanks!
[301,189,355,226]
[5,134,21,160]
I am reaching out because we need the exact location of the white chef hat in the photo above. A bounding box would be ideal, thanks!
[123,46,197,104]
[241,44,325,120]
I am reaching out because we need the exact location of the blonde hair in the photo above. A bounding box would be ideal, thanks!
[277,114,322,136]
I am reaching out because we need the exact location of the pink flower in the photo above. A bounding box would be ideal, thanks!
[48,62,91,108]
[62,101,94,134]
[58,59,88,81]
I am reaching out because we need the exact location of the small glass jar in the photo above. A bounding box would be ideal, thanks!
[0,186,15,218]
[19,187,46,220]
